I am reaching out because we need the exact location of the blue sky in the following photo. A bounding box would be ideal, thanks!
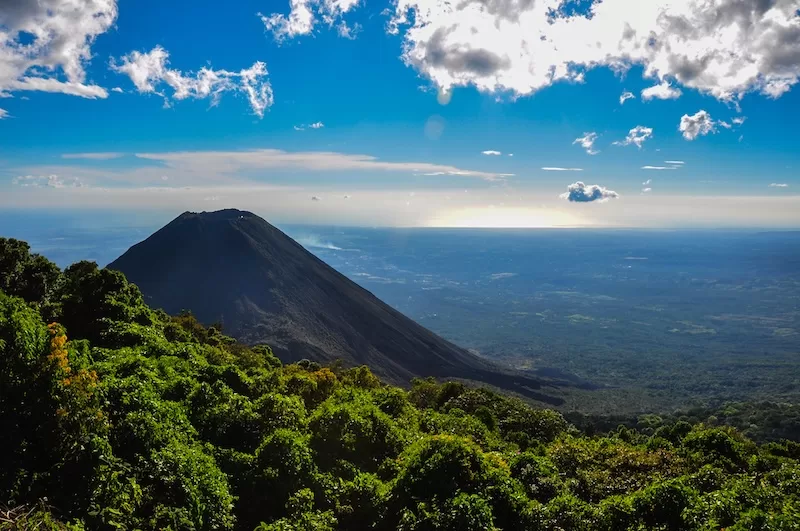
[1,0,799,227]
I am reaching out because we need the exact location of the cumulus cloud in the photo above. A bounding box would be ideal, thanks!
[614,126,653,149]
[389,0,800,103]
[732,117,747,125]
[482,150,502,155]
[260,0,361,42]
[679,110,717,140]
[641,80,682,101]
[573,132,599,155]
[542,167,582,172]
[110,46,273,117]
[560,181,619,203]
[0,0,115,100]
[309,121,325,129]
[619,91,635,105]
[62,152,124,160]
[769,183,789,188]
[12,174,85,188]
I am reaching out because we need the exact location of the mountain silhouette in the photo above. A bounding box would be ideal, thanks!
[109,209,563,403]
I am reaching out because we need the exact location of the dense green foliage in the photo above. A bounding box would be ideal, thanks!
[1,237,799,530]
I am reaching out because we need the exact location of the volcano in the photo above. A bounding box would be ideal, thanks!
[109,209,561,403]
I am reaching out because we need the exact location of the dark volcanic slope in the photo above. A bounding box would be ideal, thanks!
[109,209,559,402]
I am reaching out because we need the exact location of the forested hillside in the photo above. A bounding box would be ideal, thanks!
[1,237,799,530]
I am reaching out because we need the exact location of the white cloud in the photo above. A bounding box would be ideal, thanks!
[0,108,8,119]
[665,160,685,165]
[337,21,362,39]
[507,153,514,157]
[642,165,675,170]
[133,148,513,181]
[542,167,583,172]
[619,91,635,105]
[62,152,124,160]
[481,150,502,155]
[679,110,717,141]
[641,80,682,101]
[389,0,800,103]
[12,174,85,188]
[110,46,273,117]
[560,181,619,203]
[0,0,115,100]
[732,117,747,125]
[769,183,789,188]
[573,132,599,155]
[642,187,653,193]
[614,126,653,149]
[260,0,361,41]
[111,87,124,93]
[295,122,325,130]
[643,179,652,186]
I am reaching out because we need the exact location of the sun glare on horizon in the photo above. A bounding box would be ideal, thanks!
[426,206,585,228]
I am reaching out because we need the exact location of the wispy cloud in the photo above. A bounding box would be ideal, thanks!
[573,132,599,155]
[260,0,360,42]
[131,149,513,182]
[619,91,635,105]
[542,167,583,172]
[110,46,273,117]
[642,165,675,170]
[294,122,325,131]
[62,152,125,160]
[769,183,789,188]
[482,150,502,156]
[664,160,685,165]
[613,126,653,149]
[0,109,8,120]
[12,174,86,188]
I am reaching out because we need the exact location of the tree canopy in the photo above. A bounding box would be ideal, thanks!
[0,238,798,530]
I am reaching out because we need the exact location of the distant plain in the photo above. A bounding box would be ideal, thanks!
[3,210,799,414]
